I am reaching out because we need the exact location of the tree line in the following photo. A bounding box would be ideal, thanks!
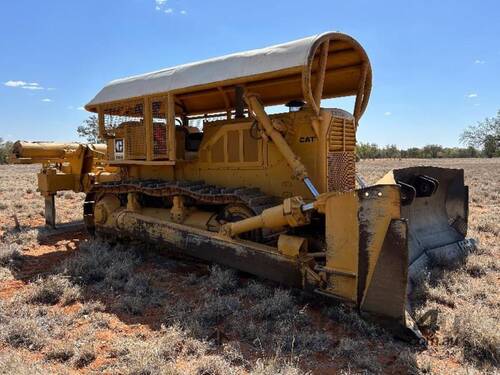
[356,143,484,159]
[358,110,499,159]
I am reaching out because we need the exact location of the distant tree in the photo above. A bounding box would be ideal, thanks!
[0,138,13,164]
[406,147,421,158]
[465,146,479,158]
[382,144,400,159]
[460,110,500,157]
[422,144,443,158]
[77,115,101,143]
[483,135,498,158]
[356,142,380,159]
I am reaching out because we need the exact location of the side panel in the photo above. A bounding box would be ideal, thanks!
[360,219,408,321]
[322,185,404,310]
[324,191,359,302]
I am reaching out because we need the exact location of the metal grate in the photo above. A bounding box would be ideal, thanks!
[102,102,145,160]
[327,152,356,191]
[327,113,356,191]
[104,102,144,133]
[152,101,168,159]
[125,122,146,159]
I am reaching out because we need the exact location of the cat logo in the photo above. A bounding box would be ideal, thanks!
[299,136,317,143]
[114,139,124,160]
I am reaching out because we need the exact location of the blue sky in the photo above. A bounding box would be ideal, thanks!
[1,0,498,148]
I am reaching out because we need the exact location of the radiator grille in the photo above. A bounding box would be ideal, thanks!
[327,114,356,191]
[328,116,356,152]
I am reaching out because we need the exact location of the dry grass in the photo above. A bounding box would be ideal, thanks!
[0,351,50,375]
[167,266,334,357]
[0,243,23,281]
[24,275,81,305]
[106,325,302,375]
[60,240,164,315]
[0,164,84,228]
[0,159,498,374]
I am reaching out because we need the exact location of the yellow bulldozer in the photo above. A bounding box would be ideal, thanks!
[15,31,473,340]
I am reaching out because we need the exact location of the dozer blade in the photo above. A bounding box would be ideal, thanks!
[322,167,473,341]
[382,167,474,293]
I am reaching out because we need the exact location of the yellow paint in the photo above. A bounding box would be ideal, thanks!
[324,191,359,302]
[358,186,401,306]
[277,234,307,258]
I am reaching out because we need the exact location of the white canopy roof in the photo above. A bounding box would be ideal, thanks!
[86,32,371,116]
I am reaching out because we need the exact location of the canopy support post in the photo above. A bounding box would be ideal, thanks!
[235,86,245,119]
[353,63,368,124]
[217,87,232,120]
[144,97,153,161]
[167,93,176,161]
[314,40,330,110]
[97,107,105,140]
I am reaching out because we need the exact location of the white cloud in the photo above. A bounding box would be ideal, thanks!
[164,8,173,14]
[4,80,27,87]
[4,80,44,90]
[474,59,485,64]
[155,0,167,10]
[47,87,56,91]
[384,111,392,116]
[77,106,85,110]
[41,98,52,102]
[22,85,44,90]
[467,93,478,98]
[180,10,187,15]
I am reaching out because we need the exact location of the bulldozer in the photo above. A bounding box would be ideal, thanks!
[16,31,473,340]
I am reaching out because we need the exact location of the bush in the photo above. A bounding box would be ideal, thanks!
[0,138,13,165]
[0,298,77,352]
[109,325,207,374]
[208,265,238,295]
[2,317,46,350]
[60,240,138,287]
[62,240,163,316]
[0,243,23,269]
[249,289,295,320]
[45,343,74,363]
[73,343,96,368]
[325,305,383,338]
[25,275,81,305]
